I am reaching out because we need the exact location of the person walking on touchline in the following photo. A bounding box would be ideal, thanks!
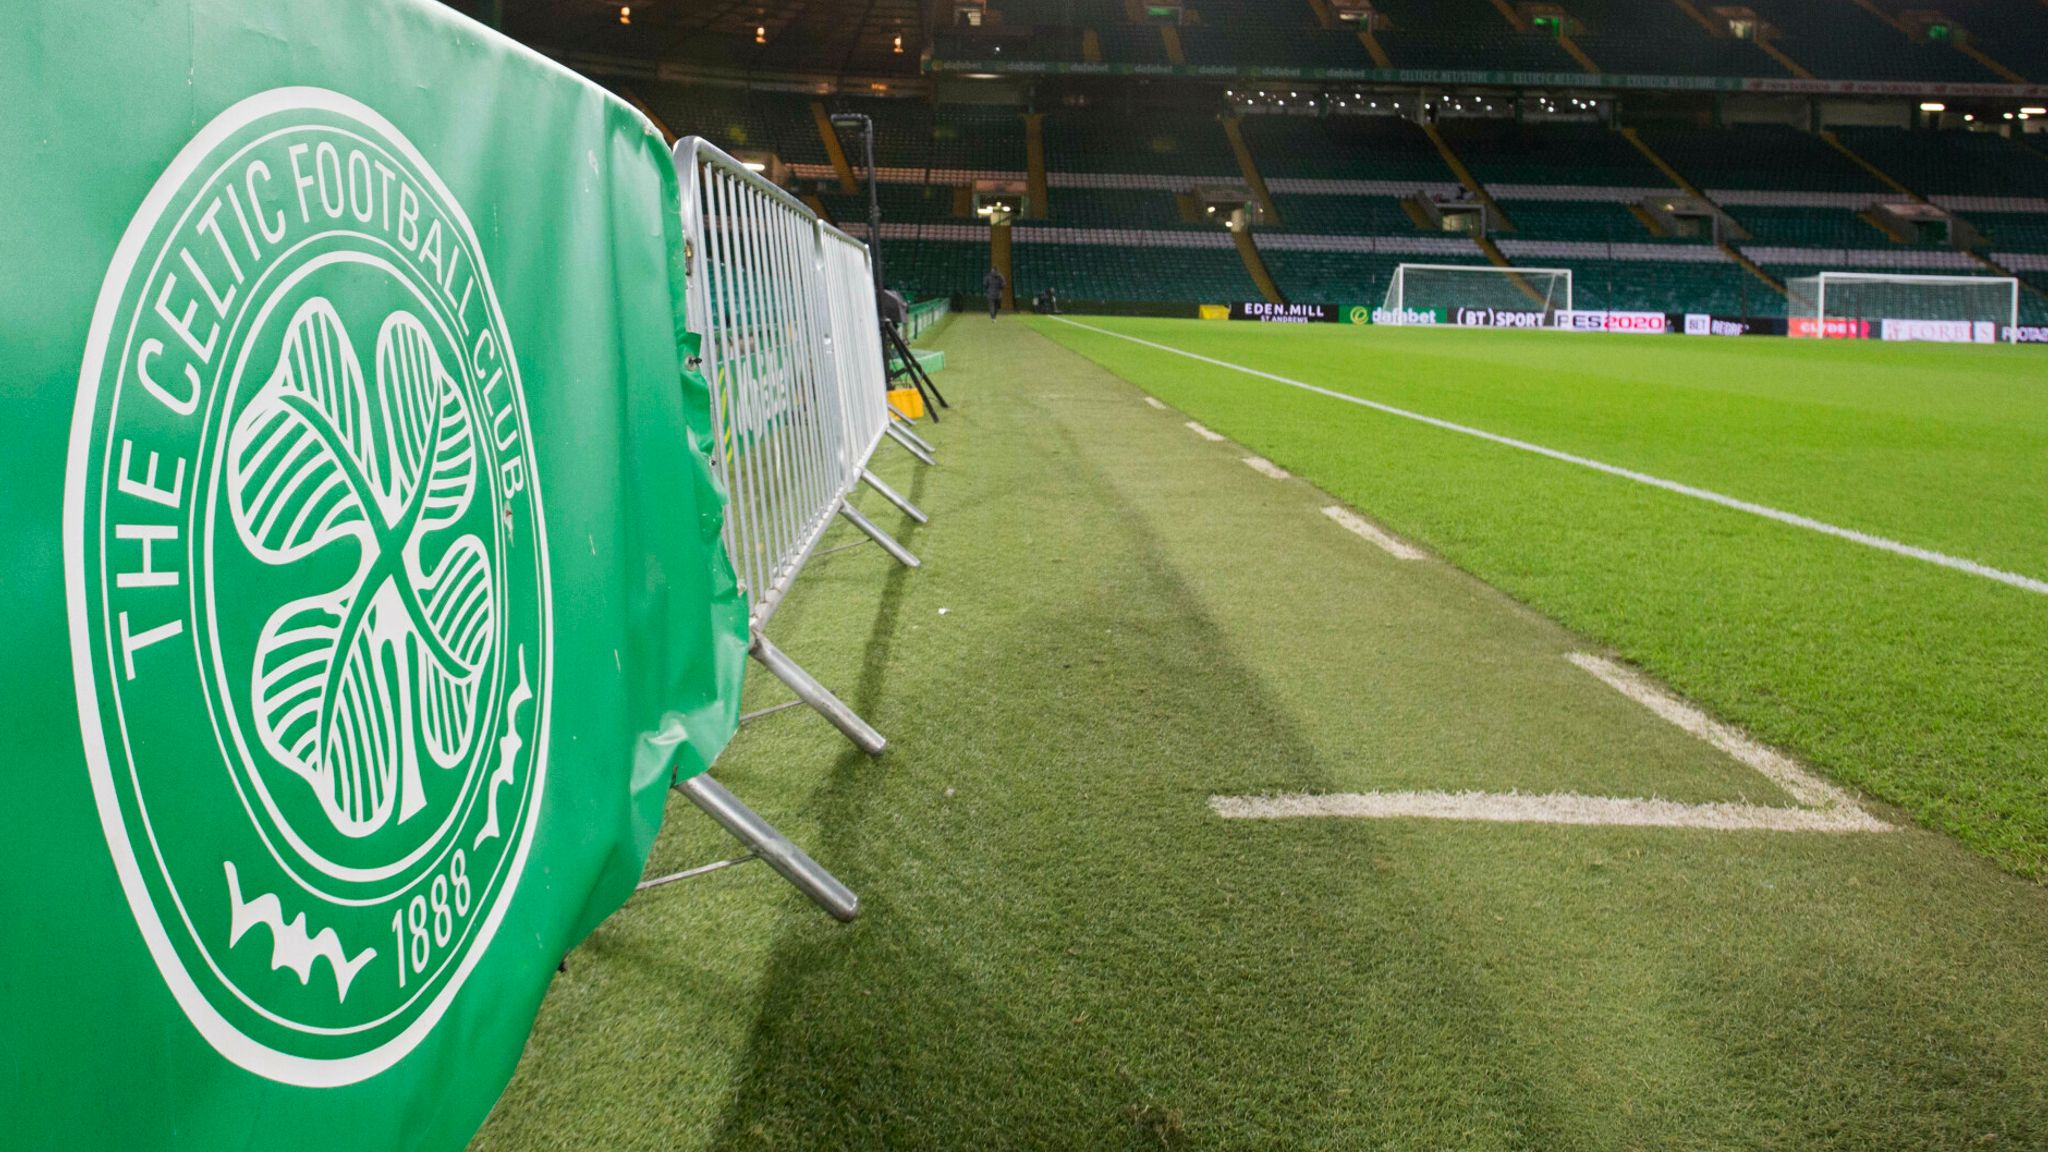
[983,266,1005,320]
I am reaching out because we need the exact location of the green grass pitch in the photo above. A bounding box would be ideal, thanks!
[474,316,2048,1151]
[1034,316,2048,880]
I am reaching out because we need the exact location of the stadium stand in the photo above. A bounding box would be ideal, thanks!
[1271,195,1427,236]
[1564,0,1792,78]
[1241,114,1452,184]
[1727,206,1901,249]
[1736,0,2003,82]
[612,0,2048,321]
[1012,236,1260,303]
[1044,102,1239,177]
[1442,121,1668,188]
[1830,125,2048,198]
[1505,202,1669,244]
[638,85,826,168]
[1634,124,1889,194]
[1863,0,2048,80]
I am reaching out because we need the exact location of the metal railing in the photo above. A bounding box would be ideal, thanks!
[905,296,952,340]
[661,136,940,920]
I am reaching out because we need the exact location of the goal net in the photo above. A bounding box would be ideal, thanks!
[1785,272,2017,342]
[1380,263,1572,326]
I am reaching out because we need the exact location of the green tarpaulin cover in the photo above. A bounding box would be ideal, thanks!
[0,1,747,1146]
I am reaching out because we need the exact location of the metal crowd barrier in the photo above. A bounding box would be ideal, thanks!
[646,137,940,920]
[904,297,951,340]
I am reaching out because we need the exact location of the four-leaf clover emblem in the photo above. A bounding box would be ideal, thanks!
[228,298,496,838]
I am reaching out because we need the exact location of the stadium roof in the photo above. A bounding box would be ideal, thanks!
[457,0,932,85]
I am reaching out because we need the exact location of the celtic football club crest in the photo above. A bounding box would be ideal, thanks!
[64,88,552,1086]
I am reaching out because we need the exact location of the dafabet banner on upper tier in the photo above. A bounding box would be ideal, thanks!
[0,2,747,1147]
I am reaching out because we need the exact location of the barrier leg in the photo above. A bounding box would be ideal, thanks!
[888,399,938,443]
[751,633,888,754]
[838,502,921,569]
[860,468,929,524]
[669,774,860,921]
[885,420,937,465]
[886,402,938,451]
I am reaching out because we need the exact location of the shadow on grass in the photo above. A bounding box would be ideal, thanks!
[700,406,1569,1151]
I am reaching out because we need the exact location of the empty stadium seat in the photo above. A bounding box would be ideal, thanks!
[1442,121,1667,188]
[1012,236,1259,303]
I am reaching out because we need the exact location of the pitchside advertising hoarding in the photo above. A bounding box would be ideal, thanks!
[1454,306,1551,328]
[1226,301,1381,323]
[1553,310,1669,333]
[1,2,748,1149]
[1229,301,1346,322]
[1684,313,1788,337]
[1788,317,2018,342]
[1234,303,2038,342]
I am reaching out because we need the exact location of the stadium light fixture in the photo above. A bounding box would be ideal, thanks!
[755,24,766,42]
[2024,106,2047,114]
[2005,112,2015,120]
[618,5,630,24]
[893,32,903,53]
[1919,102,1945,112]
[742,161,766,172]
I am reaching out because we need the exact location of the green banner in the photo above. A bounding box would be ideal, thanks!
[0,1,746,1147]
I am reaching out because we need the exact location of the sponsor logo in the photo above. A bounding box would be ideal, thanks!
[2004,324,2048,344]
[1880,318,1990,343]
[1230,301,1337,323]
[1371,306,1440,326]
[1454,307,1548,328]
[1684,313,1760,337]
[1555,310,1668,333]
[1789,316,1871,340]
[1348,305,1370,325]
[65,88,552,1086]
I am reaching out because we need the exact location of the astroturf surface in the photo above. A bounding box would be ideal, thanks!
[1032,317,2048,880]
[474,316,2048,1151]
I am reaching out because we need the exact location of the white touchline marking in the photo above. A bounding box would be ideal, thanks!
[1243,456,1290,479]
[1322,506,1426,561]
[1209,791,1882,832]
[1186,420,1227,442]
[1144,397,1168,409]
[1050,316,2048,598]
[1566,652,1877,817]
[1209,653,1887,833]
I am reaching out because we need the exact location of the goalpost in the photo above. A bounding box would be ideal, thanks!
[1381,263,1573,325]
[1785,272,2018,342]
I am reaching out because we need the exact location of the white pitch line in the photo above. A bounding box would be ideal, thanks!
[1186,420,1227,442]
[1322,506,1426,561]
[1050,316,2048,598]
[1242,456,1290,480]
[1567,652,1879,820]
[1210,656,1889,833]
[1209,791,1883,832]
[1144,396,1168,409]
